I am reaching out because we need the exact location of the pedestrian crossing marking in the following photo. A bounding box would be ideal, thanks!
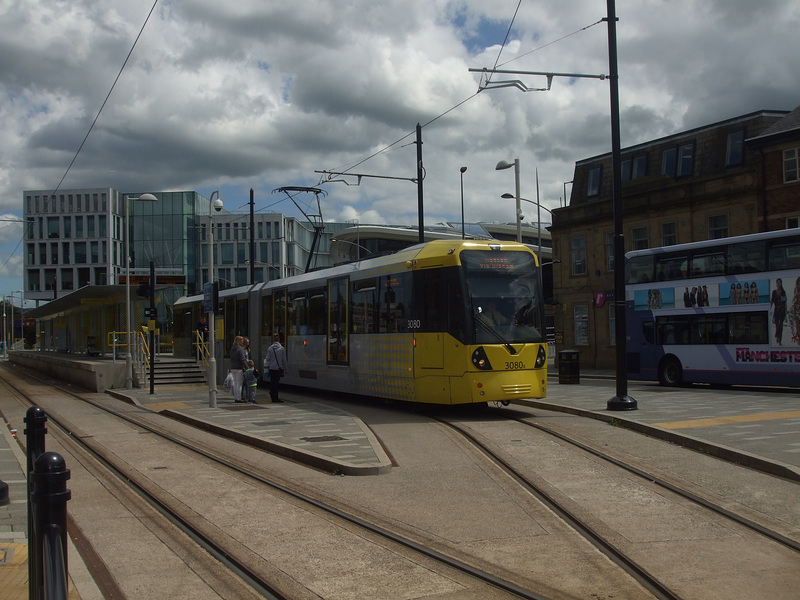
[654,410,800,430]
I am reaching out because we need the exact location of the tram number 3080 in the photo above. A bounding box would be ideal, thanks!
[505,361,526,370]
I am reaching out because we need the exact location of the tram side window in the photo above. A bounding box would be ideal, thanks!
[273,289,286,340]
[768,238,800,270]
[308,288,325,335]
[379,273,410,333]
[328,278,348,362]
[418,269,441,332]
[289,292,307,335]
[727,241,765,274]
[260,294,273,337]
[236,298,248,338]
[351,279,378,334]
[730,313,769,344]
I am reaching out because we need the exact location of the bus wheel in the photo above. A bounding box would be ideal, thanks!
[659,357,682,387]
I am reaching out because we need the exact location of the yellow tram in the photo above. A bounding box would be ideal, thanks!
[174,240,547,404]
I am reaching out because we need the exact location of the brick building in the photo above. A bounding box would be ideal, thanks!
[549,108,800,369]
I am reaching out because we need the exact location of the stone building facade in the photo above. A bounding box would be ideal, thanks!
[549,108,799,370]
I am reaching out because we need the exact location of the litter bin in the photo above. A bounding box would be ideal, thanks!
[558,349,580,384]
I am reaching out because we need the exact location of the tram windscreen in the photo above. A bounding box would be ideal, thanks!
[461,250,544,344]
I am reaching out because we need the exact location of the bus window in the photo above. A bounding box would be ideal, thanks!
[642,321,655,344]
[625,255,654,284]
[768,238,800,270]
[657,316,691,344]
[727,241,765,274]
[692,314,728,344]
[690,250,725,278]
[654,253,687,280]
[730,313,769,344]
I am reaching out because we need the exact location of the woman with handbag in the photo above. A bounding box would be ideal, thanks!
[264,333,288,403]
[229,335,248,402]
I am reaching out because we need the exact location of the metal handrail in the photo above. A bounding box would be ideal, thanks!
[195,331,210,366]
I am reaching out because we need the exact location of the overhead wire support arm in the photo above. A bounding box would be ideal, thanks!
[469,67,606,93]
[315,170,419,186]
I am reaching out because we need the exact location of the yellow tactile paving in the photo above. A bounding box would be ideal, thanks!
[654,410,800,430]
[0,543,28,599]
[0,543,83,600]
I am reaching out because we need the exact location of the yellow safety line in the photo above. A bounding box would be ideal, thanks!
[654,410,800,430]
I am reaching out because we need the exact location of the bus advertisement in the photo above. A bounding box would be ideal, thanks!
[625,229,800,387]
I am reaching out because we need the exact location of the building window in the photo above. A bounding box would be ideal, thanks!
[605,232,615,271]
[677,143,694,177]
[784,148,799,183]
[661,148,676,176]
[220,243,234,264]
[661,222,677,246]
[788,217,799,229]
[571,237,586,275]
[623,156,647,182]
[574,305,589,346]
[709,214,728,239]
[632,226,649,250]
[621,159,631,182]
[586,166,602,196]
[725,130,744,166]
[632,155,647,179]
[47,217,59,239]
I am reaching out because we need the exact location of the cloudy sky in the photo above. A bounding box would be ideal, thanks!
[2,0,799,302]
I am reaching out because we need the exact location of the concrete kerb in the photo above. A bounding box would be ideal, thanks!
[106,390,392,476]
[514,399,800,483]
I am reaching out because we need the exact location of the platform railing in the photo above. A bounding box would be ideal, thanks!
[195,331,210,366]
[25,406,72,600]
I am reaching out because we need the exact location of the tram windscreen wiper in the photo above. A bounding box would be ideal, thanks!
[474,311,518,355]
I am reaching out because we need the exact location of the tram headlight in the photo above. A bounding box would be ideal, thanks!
[472,347,493,370]
[535,345,546,369]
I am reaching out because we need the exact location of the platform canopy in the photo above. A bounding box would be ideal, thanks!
[25,285,127,320]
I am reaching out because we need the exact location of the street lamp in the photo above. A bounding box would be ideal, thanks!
[459,166,467,239]
[208,190,223,408]
[495,158,521,242]
[125,193,158,390]
[502,172,552,260]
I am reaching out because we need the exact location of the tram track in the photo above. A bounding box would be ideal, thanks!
[1,366,562,600]
[508,414,800,554]
[428,406,800,600]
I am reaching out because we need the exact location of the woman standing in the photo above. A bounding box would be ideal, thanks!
[265,333,288,403]
[229,335,248,401]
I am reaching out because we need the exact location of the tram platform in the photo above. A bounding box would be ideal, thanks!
[108,385,394,477]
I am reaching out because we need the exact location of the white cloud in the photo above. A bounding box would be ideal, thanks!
[1,0,799,292]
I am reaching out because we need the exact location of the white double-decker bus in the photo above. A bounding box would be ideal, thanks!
[625,229,800,387]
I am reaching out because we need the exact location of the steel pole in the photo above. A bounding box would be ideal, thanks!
[125,195,132,389]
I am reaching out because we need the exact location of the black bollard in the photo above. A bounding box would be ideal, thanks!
[25,406,48,600]
[0,478,8,506]
[30,451,71,600]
